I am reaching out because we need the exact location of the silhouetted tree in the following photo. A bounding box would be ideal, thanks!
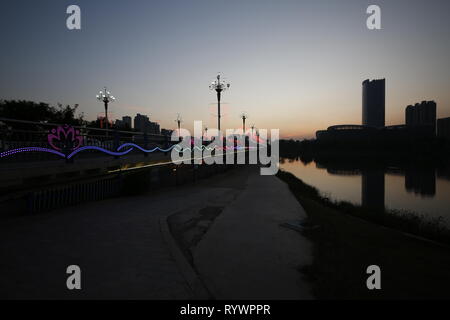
[0,100,84,129]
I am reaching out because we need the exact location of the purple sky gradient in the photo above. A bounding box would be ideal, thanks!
[1,0,449,138]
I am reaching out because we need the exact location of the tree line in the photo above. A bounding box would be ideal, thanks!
[0,100,85,128]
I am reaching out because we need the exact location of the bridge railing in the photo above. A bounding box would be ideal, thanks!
[25,162,233,214]
[0,117,172,163]
[27,175,121,214]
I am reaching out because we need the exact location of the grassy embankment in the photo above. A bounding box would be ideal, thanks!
[277,170,450,299]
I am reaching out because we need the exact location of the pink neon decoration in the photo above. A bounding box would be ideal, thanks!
[47,125,83,151]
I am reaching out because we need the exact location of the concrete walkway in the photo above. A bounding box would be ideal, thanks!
[0,181,231,299]
[192,166,313,299]
[0,165,313,299]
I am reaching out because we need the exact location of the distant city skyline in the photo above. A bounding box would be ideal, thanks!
[1,0,450,138]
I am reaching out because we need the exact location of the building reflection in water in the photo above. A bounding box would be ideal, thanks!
[361,170,385,210]
[279,158,449,225]
[291,157,439,210]
[357,168,436,210]
[326,167,437,210]
[405,168,436,197]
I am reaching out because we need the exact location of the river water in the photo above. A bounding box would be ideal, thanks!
[280,157,450,227]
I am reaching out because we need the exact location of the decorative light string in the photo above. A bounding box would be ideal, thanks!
[1,142,262,159]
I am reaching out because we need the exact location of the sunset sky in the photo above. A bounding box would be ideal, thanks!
[1,0,449,138]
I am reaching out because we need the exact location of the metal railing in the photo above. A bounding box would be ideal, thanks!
[0,117,172,163]
[27,176,121,214]
[24,162,234,214]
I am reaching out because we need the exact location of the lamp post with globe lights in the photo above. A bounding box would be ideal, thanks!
[240,112,248,134]
[96,87,115,136]
[209,73,230,133]
[174,114,183,141]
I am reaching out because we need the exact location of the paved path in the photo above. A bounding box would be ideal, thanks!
[193,166,313,299]
[0,166,313,299]
[0,180,225,299]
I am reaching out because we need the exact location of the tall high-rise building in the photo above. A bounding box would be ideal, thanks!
[161,129,173,137]
[437,117,450,140]
[133,113,161,134]
[362,79,385,128]
[122,116,132,129]
[148,121,160,134]
[405,101,436,133]
[134,113,150,132]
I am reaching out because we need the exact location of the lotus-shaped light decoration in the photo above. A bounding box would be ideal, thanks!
[48,125,83,151]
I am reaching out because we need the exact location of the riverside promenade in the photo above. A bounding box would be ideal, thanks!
[0,165,313,299]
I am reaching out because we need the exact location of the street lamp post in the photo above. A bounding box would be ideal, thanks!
[240,112,248,133]
[96,87,115,136]
[175,114,182,141]
[209,73,230,133]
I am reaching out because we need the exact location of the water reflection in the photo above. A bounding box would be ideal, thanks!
[405,168,436,197]
[280,157,450,226]
[362,170,385,210]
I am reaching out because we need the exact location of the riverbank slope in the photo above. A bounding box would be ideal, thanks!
[278,170,450,299]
